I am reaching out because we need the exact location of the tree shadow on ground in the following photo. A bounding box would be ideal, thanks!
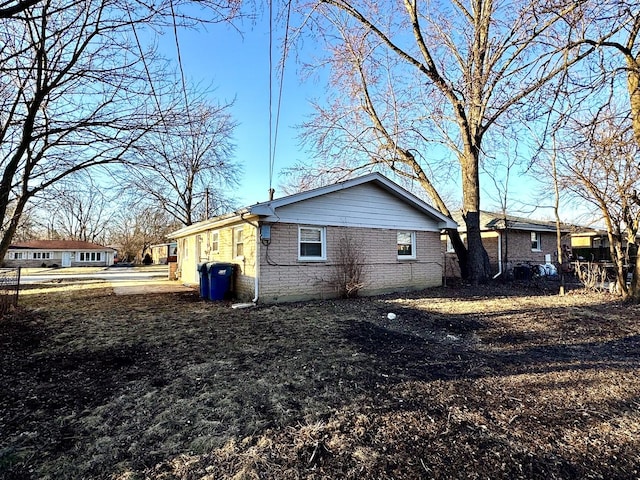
[2,287,639,479]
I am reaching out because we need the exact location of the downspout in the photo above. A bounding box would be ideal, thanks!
[252,224,260,303]
[237,212,260,304]
[492,230,503,279]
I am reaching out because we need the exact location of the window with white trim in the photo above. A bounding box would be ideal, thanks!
[211,231,219,253]
[234,227,244,257]
[298,226,326,261]
[397,231,416,259]
[79,252,102,262]
[531,231,541,251]
[13,252,24,260]
[33,252,51,259]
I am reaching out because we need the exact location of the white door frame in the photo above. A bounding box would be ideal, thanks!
[62,252,71,267]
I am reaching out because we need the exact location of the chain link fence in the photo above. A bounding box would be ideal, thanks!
[0,267,21,316]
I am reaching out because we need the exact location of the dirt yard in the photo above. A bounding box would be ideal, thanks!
[1,282,639,479]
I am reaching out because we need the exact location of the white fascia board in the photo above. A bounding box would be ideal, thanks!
[168,209,253,239]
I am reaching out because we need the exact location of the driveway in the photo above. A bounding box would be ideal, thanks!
[20,265,195,296]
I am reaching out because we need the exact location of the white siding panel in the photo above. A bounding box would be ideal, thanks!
[273,183,441,231]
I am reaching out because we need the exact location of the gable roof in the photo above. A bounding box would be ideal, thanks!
[9,240,115,251]
[169,173,457,238]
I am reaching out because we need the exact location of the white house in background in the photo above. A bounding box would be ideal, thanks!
[169,172,457,303]
[4,240,116,268]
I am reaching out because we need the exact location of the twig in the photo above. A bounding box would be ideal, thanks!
[308,440,327,466]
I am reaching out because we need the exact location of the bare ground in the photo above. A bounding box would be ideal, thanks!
[1,282,639,479]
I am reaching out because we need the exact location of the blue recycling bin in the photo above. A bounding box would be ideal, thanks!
[197,262,210,299]
[207,263,235,301]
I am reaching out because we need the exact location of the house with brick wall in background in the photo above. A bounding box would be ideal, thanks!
[149,242,178,265]
[443,211,574,279]
[168,173,457,303]
[4,240,116,268]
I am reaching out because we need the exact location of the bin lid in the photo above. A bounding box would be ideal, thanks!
[208,262,235,275]
[197,262,209,272]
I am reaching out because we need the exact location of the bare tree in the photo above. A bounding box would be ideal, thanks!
[0,0,245,261]
[121,96,240,226]
[40,176,114,244]
[0,0,40,18]
[6,203,42,242]
[528,1,640,300]
[556,108,640,301]
[289,0,613,283]
[580,2,640,146]
[107,203,179,263]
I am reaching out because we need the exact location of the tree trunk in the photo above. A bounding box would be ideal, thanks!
[626,58,640,303]
[628,61,640,149]
[629,247,640,302]
[606,229,628,298]
[0,195,29,261]
[460,150,491,284]
[410,161,470,279]
[447,228,469,279]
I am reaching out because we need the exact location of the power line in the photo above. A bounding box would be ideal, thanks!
[126,7,179,181]
[169,0,193,129]
[268,0,293,199]
[269,0,274,197]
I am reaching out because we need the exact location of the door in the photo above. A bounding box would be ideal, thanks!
[62,252,71,267]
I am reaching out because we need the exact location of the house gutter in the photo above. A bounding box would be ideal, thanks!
[493,230,503,279]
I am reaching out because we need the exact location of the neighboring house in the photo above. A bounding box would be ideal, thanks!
[4,240,116,268]
[571,228,639,265]
[570,228,610,262]
[444,211,573,279]
[150,242,178,264]
[169,173,457,303]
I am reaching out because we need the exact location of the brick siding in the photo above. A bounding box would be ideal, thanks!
[258,224,443,303]
[443,229,571,278]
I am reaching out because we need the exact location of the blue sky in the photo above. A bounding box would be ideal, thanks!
[157,13,316,207]
[154,10,598,226]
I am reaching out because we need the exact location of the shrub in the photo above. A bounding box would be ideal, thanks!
[575,260,609,292]
[331,234,366,298]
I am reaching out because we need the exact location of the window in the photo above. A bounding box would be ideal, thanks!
[79,252,102,262]
[397,231,416,259]
[13,252,24,260]
[234,227,244,257]
[211,231,219,253]
[180,239,188,260]
[33,252,51,259]
[299,226,326,261]
[531,232,541,251]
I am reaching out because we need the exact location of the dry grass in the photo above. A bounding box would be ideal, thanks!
[1,283,639,479]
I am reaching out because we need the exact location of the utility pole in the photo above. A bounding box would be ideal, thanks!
[205,188,210,219]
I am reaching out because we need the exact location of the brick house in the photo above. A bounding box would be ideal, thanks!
[444,211,573,279]
[4,240,116,268]
[168,173,457,303]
